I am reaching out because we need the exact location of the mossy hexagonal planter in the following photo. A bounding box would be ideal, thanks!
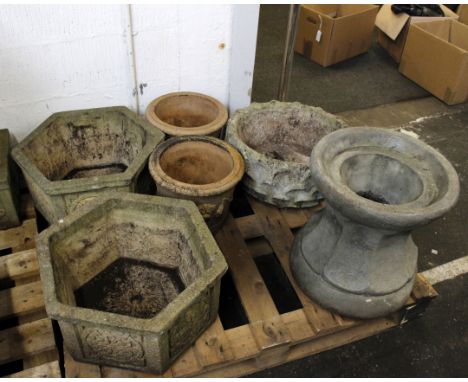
[11,107,164,223]
[36,193,227,374]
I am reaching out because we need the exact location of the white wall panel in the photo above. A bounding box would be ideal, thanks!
[0,5,134,140]
[0,5,259,141]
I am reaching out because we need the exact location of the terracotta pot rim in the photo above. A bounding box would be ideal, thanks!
[149,135,245,196]
[145,92,228,136]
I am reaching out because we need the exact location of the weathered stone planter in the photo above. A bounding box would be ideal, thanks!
[11,107,164,223]
[290,127,460,319]
[36,193,227,374]
[149,136,244,231]
[226,101,345,208]
[145,92,228,137]
[0,129,21,229]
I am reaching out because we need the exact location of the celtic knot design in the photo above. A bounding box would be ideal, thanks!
[81,326,145,366]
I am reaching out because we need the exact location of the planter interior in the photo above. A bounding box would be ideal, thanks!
[159,140,234,185]
[54,206,200,318]
[150,136,244,232]
[38,194,227,373]
[146,92,228,136]
[21,112,144,181]
[226,101,344,208]
[155,95,220,128]
[290,127,460,319]
[238,104,342,164]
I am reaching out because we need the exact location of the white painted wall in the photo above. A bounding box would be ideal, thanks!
[0,5,259,141]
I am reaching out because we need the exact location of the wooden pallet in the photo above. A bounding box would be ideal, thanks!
[0,195,61,378]
[64,196,438,378]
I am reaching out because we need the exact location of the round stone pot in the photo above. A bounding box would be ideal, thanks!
[290,127,460,319]
[226,101,345,208]
[149,135,244,231]
[145,92,228,137]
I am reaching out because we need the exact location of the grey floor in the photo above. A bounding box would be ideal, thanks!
[249,5,468,378]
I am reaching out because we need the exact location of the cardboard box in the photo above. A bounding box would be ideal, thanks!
[399,19,468,105]
[375,4,458,63]
[294,4,379,67]
[458,4,468,25]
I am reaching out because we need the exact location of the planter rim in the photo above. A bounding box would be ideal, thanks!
[311,126,460,230]
[145,91,228,136]
[37,193,227,332]
[149,135,245,197]
[11,106,164,195]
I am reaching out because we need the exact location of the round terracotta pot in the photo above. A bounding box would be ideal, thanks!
[149,136,244,231]
[145,92,228,137]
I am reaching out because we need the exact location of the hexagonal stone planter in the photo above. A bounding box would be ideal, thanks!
[0,129,21,229]
[226,101,345,208]
[36,193,227,373]
[11,107,164,223]
[145,92,228,137]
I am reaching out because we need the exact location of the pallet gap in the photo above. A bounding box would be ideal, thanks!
[0,277,15,291]
[0,247,13,257]
[291,226,302,236]
[0,359,24,377]
[254,252,303,314]
[34,208,49,233]
[0,315,20,330]
[218,270,249,330]
[229,186,255,218]
[51,319,65,377]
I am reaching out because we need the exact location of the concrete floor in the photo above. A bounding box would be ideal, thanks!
[249,5,468,378]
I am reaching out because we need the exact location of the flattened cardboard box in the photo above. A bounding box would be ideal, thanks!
[399,19,468,105]
[375,4,458,63]
[294,4,379,67]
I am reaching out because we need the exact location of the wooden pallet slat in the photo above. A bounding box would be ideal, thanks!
[0,318,56,364]
[0,195,60,378]
[64,351,102,378]
[1,193,435,378]
[0,280,44,320]
[6,361,61,378]
[0,249,39,282]
[0,219,37,252]
[248,197,348,336]
[193,318,235,368]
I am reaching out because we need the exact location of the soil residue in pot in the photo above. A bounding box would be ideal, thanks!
[160,141,233,185]
[74,257,185,319]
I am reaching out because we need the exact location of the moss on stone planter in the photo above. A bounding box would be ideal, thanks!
[12,107,164,223]
[36,193,227,374]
